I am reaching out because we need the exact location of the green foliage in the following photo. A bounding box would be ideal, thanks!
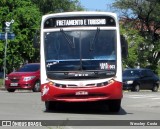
[32,0,83,15]
[158,64,160,77]
[0,79,3,88]
[0,0,41,73]
[114,0,160,73]
[0,0,84,73]
[120,25,145,68]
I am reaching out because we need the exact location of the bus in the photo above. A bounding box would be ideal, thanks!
[40,12,126,112]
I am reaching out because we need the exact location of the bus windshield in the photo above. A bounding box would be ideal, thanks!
[44,30,116,78]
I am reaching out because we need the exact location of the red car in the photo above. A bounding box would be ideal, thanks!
[5,63,40,92]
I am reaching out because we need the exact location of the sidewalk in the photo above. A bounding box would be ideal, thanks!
[0,85,6,90]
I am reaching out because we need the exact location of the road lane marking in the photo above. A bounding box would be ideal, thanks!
[127,94,160,100]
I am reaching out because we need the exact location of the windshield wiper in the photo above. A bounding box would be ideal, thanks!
[90,27,100,51]
[60,29,75,48]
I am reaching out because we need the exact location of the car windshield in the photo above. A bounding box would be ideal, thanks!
[123,70,140,77]
[17,64,40,72]
[44,30,116,72]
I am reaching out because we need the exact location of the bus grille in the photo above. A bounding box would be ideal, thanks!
[56,93,106,99]
[54,81,109,88]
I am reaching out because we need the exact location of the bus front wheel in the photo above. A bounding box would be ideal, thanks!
[108,99,121,113]
[45,101,57,111]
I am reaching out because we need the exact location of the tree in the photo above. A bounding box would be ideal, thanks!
[0,0,41,73]
[0,0,84,73]
[120,25,145,69]
[32,0,83,14]
[113,0,160,73]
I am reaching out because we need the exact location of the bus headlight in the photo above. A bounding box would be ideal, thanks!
[108,79,115,84]
[48,81,54,86]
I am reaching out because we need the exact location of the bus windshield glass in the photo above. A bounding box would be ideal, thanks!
[44,30,116,78]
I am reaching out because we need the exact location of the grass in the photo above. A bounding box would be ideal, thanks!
[0,79,4,88]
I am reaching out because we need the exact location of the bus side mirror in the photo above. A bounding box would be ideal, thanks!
[120,35,128,58]
[33,30,40,48]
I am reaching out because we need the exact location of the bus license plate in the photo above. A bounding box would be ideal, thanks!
[75,91,88,95]
[10,83,18,86]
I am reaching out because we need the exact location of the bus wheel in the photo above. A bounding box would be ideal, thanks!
[108,99,121,113]
[32,80,40,92]
[45,101,57,111]
[7,89,16,92]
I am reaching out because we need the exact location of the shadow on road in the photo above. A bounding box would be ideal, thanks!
[44,101,129,115]
[1,89,38,93]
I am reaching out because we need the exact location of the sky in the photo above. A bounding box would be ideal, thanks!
[80,0,116,11]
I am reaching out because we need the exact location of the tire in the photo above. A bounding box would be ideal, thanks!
[132,84,140,92]
[108,99,121,113]
[32,80,40,92]
[7,89,16,92]
[45,101,57,111]
[152,84,158,92]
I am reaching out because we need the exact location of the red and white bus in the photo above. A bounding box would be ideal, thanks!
[40,12,125,112]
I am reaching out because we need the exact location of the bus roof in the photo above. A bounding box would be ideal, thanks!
[42,11,117,19]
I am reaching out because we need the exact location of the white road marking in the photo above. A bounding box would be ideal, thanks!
[127,94,160,100]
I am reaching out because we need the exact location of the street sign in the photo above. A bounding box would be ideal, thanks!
[4,26,12,32]
[8,33,15,39]
[0,33,15,40]
[2,20,14,32]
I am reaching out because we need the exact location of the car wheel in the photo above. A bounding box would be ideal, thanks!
[45,101,57,111]
[32,80,40,92]
[108,99,121,113]
[7,89,16,92]
[133,84,140,92]
[152,84,158,92]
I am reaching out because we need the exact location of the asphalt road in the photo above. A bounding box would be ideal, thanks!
[0,90,160,129]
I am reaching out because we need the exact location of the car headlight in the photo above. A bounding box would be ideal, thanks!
[126,80,133,84]
[23,76,36,81]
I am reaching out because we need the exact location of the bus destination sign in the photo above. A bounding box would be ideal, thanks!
[56,19,106,27]
[44,16,116,28]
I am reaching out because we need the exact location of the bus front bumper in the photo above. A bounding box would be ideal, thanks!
[41,81,123,102]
